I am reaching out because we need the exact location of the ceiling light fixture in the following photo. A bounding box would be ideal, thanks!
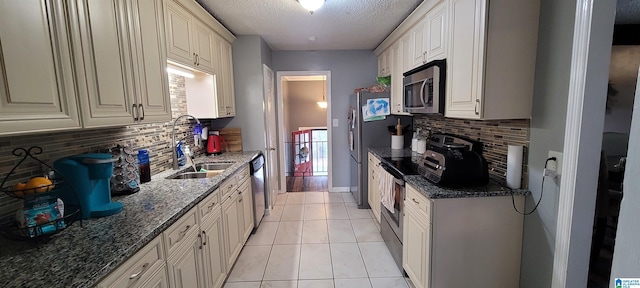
[317,75,327,108]
[298,0,325,14]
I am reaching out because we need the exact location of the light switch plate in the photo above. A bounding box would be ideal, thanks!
[333,119,339,127]
[548,151,563,175]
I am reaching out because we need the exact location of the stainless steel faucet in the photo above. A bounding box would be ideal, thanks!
[172,114,201,170]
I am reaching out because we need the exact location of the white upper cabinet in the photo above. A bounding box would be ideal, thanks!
[0,0,81,135]
[165,1,194,65]
[70,0,171,128]
[130,0,173,123]
[377,49,392,77]
[425,3,447,62]
[391,41,410,115]
[216,37,236,118]
[410,18,428,69]
[445,0,539,120]
[165,0,216,75]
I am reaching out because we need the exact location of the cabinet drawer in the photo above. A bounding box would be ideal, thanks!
[163,209,198,255]
[235,165,249,184]
[198,190,221,222]
[405,185,431,222]
[220,178,235,200]
[97,236,165,288]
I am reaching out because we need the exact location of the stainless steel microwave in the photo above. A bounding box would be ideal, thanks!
[403,59,446,114]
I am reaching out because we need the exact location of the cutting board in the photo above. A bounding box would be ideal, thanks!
[219,128,243,152]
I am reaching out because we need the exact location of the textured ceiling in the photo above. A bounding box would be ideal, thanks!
[196,0,423,50]
[616,0,640,24]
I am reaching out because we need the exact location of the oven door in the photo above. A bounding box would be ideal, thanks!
[380,163,405,239]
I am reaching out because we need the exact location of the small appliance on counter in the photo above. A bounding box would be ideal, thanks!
[418,133,489,187]
[206,131,226,155]
[54,153,123,219]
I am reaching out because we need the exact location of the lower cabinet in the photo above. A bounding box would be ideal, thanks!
[367,153,381,223]
[96,236,167,288]
[402,197,431,288]
[222,188,243,270]
[403,183,525,288]
[97,167,253,288]
[239,179,254,242]
[167,230,203,288]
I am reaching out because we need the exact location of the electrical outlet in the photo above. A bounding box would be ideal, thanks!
[547,151,563,175]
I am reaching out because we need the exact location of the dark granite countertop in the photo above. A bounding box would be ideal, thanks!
[0,151,261,288]
[368,147,529,199]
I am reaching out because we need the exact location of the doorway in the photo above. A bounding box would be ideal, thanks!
[276,71,332,192]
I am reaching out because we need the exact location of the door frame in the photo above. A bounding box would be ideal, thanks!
[276,71,332,192]
[552,0,616,287]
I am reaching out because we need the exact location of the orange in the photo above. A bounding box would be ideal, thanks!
[24,177,54,194]
[13,183,26,198]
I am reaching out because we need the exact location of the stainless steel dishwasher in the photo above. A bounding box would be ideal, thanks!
[250,154,265,232]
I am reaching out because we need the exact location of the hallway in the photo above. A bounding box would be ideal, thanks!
[223,192,412,288]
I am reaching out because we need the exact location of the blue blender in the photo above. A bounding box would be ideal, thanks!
[54,153,123,219]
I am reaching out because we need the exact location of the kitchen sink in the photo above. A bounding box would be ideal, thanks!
[166,162,234,180]
[195,163,234,171]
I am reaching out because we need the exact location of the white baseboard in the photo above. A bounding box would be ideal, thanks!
[330,187,351,192]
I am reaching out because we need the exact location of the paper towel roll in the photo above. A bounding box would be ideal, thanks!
[391,135,404,150]
[507,145,524,189]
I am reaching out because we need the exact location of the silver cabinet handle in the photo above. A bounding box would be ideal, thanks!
[196,54,200,66]
[412,198,419,205]
[201,231,207,246]
[132,104,139,121]
[138,104,145,121]
[129,263,150,280]
[198,232,202,249]
[193,53,197,65]
[176,225,190,244]
[207,202,216,211]
[474,99,480,115]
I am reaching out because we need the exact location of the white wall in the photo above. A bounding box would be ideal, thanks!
[271,50,378,188]
[520,0,576,286]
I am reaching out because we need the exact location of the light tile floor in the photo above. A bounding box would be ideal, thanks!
[224,192,413,288]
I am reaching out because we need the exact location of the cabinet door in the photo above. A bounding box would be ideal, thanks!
[367,154,381,223]
[240,181,254,241]
[222,194,242,269]
[165,1,194,66]
[140,266,170,288]
[70,0,137,128]
[391,41,409,115]
[377,54,386,77]
[218,39,235,117]
[403,204,431,288]
[192,20,216,74]
[425,2,447,62]
[0,0,81,135]
[130,0,172,124]
[167,232,204,288]
[445,0,486,119]
[411,18,428,68]
[201,209,226,288]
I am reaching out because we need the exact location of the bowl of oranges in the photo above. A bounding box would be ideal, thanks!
[3,177,57,199]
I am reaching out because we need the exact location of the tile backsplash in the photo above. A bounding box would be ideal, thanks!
[414,115,530,187]
[0,74,198,216]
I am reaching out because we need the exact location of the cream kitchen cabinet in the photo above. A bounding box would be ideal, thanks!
[445,0,539,120]
[198,191,227,288]
[239,178,254,242]
[166,230,204,288]
[403,183,525,288]
[390,41,410,115]
[377,49,392,77]
[165,0,216,74]
[408,1,447,69]
[69,0,171,128]
[0,0,82,135]
[222,189,242,270]
[216,36,236,118]
[96,236,168,288]
[368,153,381,223]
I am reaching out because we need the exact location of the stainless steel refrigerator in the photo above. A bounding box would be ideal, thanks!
[349,91,413,208]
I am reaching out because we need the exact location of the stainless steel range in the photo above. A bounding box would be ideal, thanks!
[379,156,420,273]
